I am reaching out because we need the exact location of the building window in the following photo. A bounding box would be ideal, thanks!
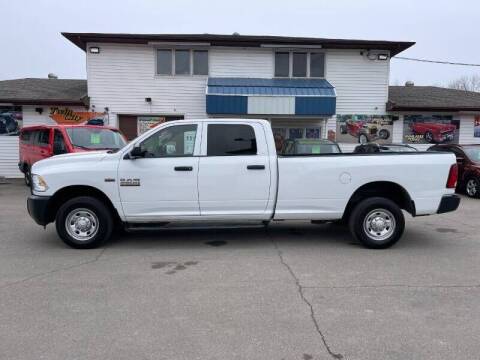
[310,53,325,77]
[274,52,290,77]
[292,53,307,77]
[274,51,325,78]
[175,50,191,75]
[193,50,209,75]
[156,49,208,76]
[156,49,172,75]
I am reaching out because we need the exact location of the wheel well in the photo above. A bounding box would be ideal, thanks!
[343,181,415,220]
[47,186,121,224]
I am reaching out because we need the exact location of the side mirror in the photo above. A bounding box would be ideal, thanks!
[456,157,465,163]
[129,145,145,159]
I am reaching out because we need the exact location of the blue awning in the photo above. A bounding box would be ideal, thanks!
[206,77,336,116]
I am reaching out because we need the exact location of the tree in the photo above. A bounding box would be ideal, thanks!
[448,75,480,92]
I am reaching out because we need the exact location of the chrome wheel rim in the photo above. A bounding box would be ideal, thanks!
[466,179,478,196]
[65,208,99,242]
[363,209,396,241]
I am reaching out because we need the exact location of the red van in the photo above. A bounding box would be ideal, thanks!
[19,124,127,185]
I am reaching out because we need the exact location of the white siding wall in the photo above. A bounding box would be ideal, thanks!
[209,47,273,78]
[0,137,19,178]
[326,50,389,115]
[87,43,208,127]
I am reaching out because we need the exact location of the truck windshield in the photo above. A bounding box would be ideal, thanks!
[66,127,126,150]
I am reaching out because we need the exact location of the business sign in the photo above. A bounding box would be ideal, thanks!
[403,115,459,144]
[475,116,480,138]
[336,115,394,144]
[49,107,104,125]
[0,106,22,136]
[137,116,166,135]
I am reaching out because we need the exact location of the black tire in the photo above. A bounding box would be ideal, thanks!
[465,177,480,198]
[55,196,113,249]
[24,166,31,187]
[378,129,390,140]
[348,197,405,249]
[358,133,369,144]
[424,131,434,143]
[340,124,347,134]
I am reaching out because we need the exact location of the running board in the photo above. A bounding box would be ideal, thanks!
[124,221,269,232]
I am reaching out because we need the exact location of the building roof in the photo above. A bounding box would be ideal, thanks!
[207,77,335,96]
[0,78,87,105]
[62,32,414,56]
[388,86,480,112]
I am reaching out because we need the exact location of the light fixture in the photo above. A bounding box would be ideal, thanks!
[145,97,152,103]
[35,107,43,114]
[89,47,100,54]
[377,54,389,61]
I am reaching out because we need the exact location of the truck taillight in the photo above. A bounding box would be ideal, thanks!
[446,164,458,189]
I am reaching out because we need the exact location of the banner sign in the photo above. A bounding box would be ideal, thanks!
[137,116,166,135]
[0,106,22,136]
[403,115,459,144]
[336,115,394,144]
[49,107,104,125]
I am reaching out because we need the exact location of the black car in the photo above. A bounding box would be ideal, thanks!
[354,143,417,153]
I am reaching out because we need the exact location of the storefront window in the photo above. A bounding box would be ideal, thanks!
[0,106,22,136]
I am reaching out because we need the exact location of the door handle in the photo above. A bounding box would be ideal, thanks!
[247,165,265,170]
[174,166,193,171]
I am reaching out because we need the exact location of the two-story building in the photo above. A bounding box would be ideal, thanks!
[63,32,414,152]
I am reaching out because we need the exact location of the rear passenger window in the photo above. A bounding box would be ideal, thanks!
[207,124,257,156]
[35,130,50,146]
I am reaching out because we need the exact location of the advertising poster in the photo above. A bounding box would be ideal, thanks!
[336,115,394,144]
[0,106,22,136]
[49,107,104,125]
[403,115,459,144]
[137,116,166,135]
[475,116,480,138]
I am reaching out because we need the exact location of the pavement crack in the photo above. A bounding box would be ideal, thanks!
[303,284,480,290]
[268,231,343,360]
[0,247,107,290]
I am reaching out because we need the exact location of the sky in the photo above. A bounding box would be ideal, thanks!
[1,0,479,86]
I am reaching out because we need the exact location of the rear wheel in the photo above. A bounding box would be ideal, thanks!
[378,129,390,140]
[55,196,113,249]
[349,197,405,249]
[465,177,480,198]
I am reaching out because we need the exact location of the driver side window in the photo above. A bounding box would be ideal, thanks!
[140,124,197,158]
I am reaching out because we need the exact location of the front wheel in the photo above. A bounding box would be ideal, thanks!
[465,177,480,198]
[349,197,405,249]
[55,196,113,249]
[358,133,369,144]
[24,166,31,187]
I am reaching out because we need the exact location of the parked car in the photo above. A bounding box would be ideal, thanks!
[19,124,127,186]
[282,139,342,155]
[410,122,456,143]
[27,119,459,250]
[354,143,417,153]
[0,113,19,135]
[428,144,480,198]
[339,120,390,144]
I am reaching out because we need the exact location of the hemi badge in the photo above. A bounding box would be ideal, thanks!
[104,178,116,183]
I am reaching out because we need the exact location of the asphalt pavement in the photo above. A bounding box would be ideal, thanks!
[1,180,479,360]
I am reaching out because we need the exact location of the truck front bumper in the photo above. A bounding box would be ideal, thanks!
[437,194,461,214]
[27,195,52,226]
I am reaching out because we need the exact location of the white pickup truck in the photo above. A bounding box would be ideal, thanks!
[27,119,460,249]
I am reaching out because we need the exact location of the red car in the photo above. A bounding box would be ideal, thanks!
[410,122,456,143]
[340,120,390,144]
[428,144,480,198]
[19,124,127,186]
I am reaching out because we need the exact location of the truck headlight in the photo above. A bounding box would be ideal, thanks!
[32,174,49,192]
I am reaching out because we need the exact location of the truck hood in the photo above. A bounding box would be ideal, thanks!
[32,151,110,173]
